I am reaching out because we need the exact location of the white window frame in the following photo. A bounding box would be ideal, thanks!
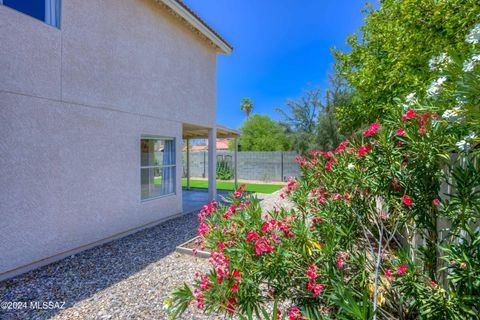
[140,136,176,201]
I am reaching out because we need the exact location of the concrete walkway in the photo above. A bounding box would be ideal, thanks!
[182,188,230,213]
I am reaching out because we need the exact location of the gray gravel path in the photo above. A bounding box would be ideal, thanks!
[0,191,292,320]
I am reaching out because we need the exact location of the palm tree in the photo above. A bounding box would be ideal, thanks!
[240,98,253,117]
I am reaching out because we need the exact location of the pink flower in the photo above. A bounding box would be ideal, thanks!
[198,223,209,237]
[233,184,246,198]
[324,151,334,159]
[397,264,407,275]
[363,122,380,137]
[385,269,392,278]
[335,140,349,153]
[433,199,440,206]
[262,221,276,233]
[200,274,211,290]
[296,155,307,167]
[226,297,236,313]
[288,306,302,320]
[254,236,274,256]
[231,284,238,292]
[418,126,426,135]
[197,200,217,221]
[358,145,368,156]
[325,158,337,171]
[428,277,437,287]
[402,109,417,121]
[307,264,317,280]
[402,195,413,207]
[246,231,259,243]
[336,251,348,269]
[313,283,326,296]
[222,205,236,219]
[396,128,406,136]
[232,270,241,278]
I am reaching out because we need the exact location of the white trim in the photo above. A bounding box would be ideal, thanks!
[159,0,232,54]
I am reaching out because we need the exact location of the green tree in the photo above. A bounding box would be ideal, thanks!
[240,98,253,117]
[276,88,321,154]
[317,77,350,150]
[276,83,349,153]
[233,114,291,151]
[333,0,480,131]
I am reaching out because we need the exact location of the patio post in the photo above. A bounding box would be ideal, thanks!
[208,127,217,201]
[186,138,190,190]
[234,138,238,189]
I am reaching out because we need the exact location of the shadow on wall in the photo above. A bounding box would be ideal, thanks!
[0,212,201,319]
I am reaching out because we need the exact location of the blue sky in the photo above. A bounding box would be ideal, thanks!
[184,0,371,129]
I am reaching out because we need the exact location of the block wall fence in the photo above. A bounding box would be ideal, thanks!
[182,151,300,182]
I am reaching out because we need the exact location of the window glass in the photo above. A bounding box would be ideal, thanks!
[2,0,61,28]
[140,138,176,200]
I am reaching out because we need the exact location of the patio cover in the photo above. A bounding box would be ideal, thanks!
[182,124,240,139]
[182,123,240,202]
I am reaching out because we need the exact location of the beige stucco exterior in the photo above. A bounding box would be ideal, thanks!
[0,0,224,280]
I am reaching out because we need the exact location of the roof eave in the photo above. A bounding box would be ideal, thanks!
[159,0,233,54]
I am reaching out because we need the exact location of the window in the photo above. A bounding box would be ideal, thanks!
[140,137,176,200]
[1,0,61,28]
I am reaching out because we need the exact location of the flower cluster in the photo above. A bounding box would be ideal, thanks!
[254,236,276,256]
[362,122,380,137]
[288,306,305,320]
[465,23,480,45]
[306,264,326,297]
[385,264,408,281]
[194,274,211,309]
[428,53,452,71]
[462,53,480,72]
[334,140,349,153]
[335,251,348,269]
[198,200,217,221]
[426,76,447,98]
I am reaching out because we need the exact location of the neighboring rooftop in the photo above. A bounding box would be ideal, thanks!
[158,0,233,54]
[188,139,230,151]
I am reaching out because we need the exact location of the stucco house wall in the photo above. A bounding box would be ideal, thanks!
[0,0,219,280]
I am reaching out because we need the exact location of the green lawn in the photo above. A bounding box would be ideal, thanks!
[154,177,283,194]
[183,179,283,194]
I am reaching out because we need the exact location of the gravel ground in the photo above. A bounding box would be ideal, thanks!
[256,190,294,213]
[0,191,292,320]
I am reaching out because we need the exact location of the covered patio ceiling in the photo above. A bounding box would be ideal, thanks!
[182,123,240,139]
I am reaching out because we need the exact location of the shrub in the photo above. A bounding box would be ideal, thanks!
[165,25,480,320]
[217,159,234,180]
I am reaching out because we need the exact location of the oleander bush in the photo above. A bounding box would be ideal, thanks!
[165,25,480,320]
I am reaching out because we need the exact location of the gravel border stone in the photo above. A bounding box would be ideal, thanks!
[0,191,292,320]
